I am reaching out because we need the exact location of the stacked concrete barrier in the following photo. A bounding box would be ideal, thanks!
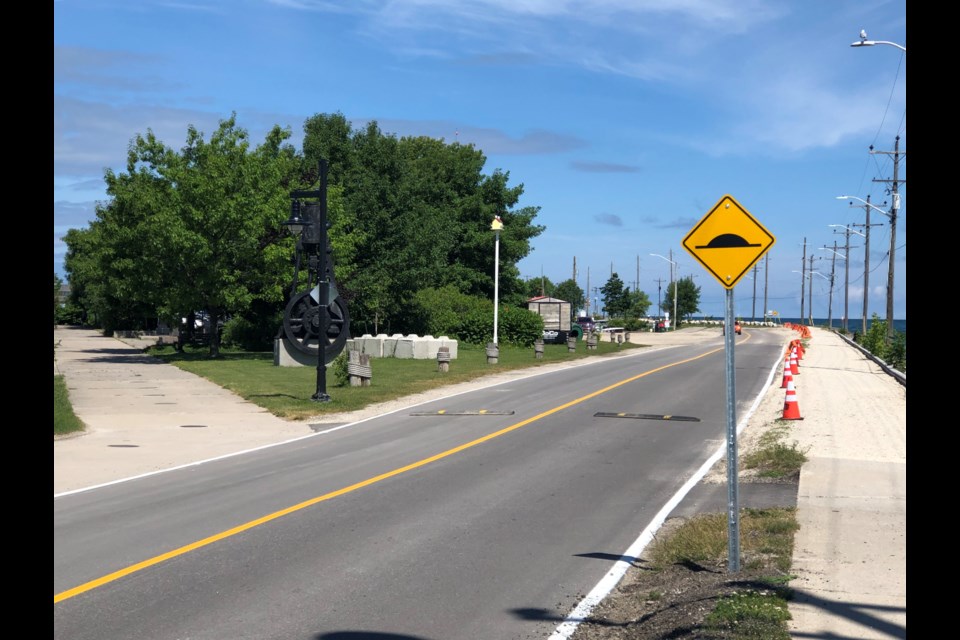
[344,334,459,360]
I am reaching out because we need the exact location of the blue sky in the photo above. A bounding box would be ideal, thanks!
[54,0,906,321]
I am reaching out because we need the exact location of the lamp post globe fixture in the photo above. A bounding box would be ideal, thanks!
[650,253,678,331]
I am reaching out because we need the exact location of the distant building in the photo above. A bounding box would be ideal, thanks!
[58,283,71,306]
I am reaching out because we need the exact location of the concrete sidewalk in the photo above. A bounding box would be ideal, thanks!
[781,327,906,639]
[53,324,906,637]
[54,326,315,494]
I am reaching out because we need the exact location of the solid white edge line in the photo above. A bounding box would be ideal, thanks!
[547,349,783,640]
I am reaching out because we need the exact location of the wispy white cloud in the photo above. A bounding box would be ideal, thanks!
[571,161,640,174]
[594,213,623,226]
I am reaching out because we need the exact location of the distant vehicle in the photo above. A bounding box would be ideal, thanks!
[576,316,596,332]
[723,322,743,336]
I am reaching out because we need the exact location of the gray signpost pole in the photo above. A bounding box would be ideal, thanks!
[725,288,740,572]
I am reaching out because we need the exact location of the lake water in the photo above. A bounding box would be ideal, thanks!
[772,317,906,333]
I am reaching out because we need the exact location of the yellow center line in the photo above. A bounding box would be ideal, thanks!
[55,345,723,604]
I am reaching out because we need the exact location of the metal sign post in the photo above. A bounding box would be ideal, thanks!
[724,288,740,572]
[683,194,775,573]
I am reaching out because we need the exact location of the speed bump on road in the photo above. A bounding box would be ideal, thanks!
[409,409,516,416]
[594,412,700,422]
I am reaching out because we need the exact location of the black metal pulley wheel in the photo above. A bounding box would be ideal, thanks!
[282,289,350,363]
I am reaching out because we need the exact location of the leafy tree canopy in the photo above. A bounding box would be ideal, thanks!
[663,276,701,326]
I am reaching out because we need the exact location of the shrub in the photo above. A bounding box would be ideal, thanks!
[407,286,490,337]
[451,304,544,346]
[331,350,349,387]
[497,306,544,347]
[859,313,888,360]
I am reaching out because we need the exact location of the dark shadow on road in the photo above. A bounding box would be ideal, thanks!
[316,632,431,640]
[573,551,641,566]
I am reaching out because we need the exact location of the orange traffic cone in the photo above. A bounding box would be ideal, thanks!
[790,349,800,375]
[794,340,805,359]
[782,378,803,420]
[780,354,793,389]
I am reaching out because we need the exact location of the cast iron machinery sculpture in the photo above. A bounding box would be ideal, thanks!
[281,159,350,401]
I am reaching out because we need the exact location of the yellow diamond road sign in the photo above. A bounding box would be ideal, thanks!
[682,195,775,289]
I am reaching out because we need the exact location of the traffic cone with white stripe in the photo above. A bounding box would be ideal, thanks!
[790,348,800,375]
[782,378,803,420]
[781,353,793,388]
[792,339,805,360]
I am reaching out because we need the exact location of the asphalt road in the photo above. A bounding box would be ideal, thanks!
[55,330,787,640]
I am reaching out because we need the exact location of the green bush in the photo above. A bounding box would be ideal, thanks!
[856,313,906,372]
[859,313,888,360]
[407,286,490,337]
[501,306,545,346]
[331,350,349,387]
[453,308,495,345]
[55,303,86,326]
[451,305,544,346]
[887,331,906,372]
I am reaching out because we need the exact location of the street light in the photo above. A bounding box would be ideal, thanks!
[851,30,906,51]
[848,37,905,344]
[491,215,504,350]
[650,253,678,331]
[837,195,895,338]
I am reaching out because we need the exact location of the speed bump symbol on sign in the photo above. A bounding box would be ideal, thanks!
[682,194,775,289]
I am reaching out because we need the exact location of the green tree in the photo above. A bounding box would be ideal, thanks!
[521,275,554,299]
[663,276,701,327]
[626,289,652,319]
[64,114,303,356]
[54,273,62,325]
[302,114,544,334]
[600,272,630,318]
[553,279,585,320]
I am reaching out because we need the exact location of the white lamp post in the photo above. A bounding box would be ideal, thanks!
[491,215,504,346]
[848,35,905,344]
[650,253,678,331]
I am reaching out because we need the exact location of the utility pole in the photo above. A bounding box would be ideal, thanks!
[850,195,884,336]
[808,254,818,326]
[586,266,591,316]
[828,228,859,333]
[800,238,807,323]
[751,263,758,322]
[635,255,640,294]
[763,253,769,324]
[669,249,677,330]
[826,241,837,329]
[871,136,906,344]
[654,277,665,324]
